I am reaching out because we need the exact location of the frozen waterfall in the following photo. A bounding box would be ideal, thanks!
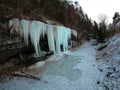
[9,19,72,56]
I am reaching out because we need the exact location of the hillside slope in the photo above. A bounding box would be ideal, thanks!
[97,34,120,90]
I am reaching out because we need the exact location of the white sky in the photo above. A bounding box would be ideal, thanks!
[76,0,120,23]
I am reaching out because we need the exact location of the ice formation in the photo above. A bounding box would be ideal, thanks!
[71,29,77,38]
[9,19,72,56]
[9,18,23,36]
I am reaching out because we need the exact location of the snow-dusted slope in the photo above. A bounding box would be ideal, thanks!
[97,34,120,90]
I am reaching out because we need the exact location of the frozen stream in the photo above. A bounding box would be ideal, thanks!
[38,55,82,81]
[0,42,102,90]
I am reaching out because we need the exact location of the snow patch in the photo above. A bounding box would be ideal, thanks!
[71,29,77,38]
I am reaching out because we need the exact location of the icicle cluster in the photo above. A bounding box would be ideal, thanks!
[9,19,71,56]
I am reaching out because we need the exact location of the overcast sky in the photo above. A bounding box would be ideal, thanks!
[76,0,120,23]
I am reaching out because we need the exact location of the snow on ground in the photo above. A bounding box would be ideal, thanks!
[60,0,80,9]
[97,34,120,90]
[0,42,102,90]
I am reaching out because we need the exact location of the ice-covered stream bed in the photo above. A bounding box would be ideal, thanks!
[38,55,82,81]
[0,42,103,90]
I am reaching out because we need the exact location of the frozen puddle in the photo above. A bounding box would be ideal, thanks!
[39,55,82,81]
[0,42,102,90]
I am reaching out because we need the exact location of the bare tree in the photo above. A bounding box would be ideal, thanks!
[98,14,108,25]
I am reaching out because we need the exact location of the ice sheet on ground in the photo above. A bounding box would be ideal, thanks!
[0,42,102,90]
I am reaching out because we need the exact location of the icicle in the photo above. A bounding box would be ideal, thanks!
[54,26,61,53]
[47,24,55,52]
[61,27,71,52]
[21,19,29,45]
[29,21,43,56]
